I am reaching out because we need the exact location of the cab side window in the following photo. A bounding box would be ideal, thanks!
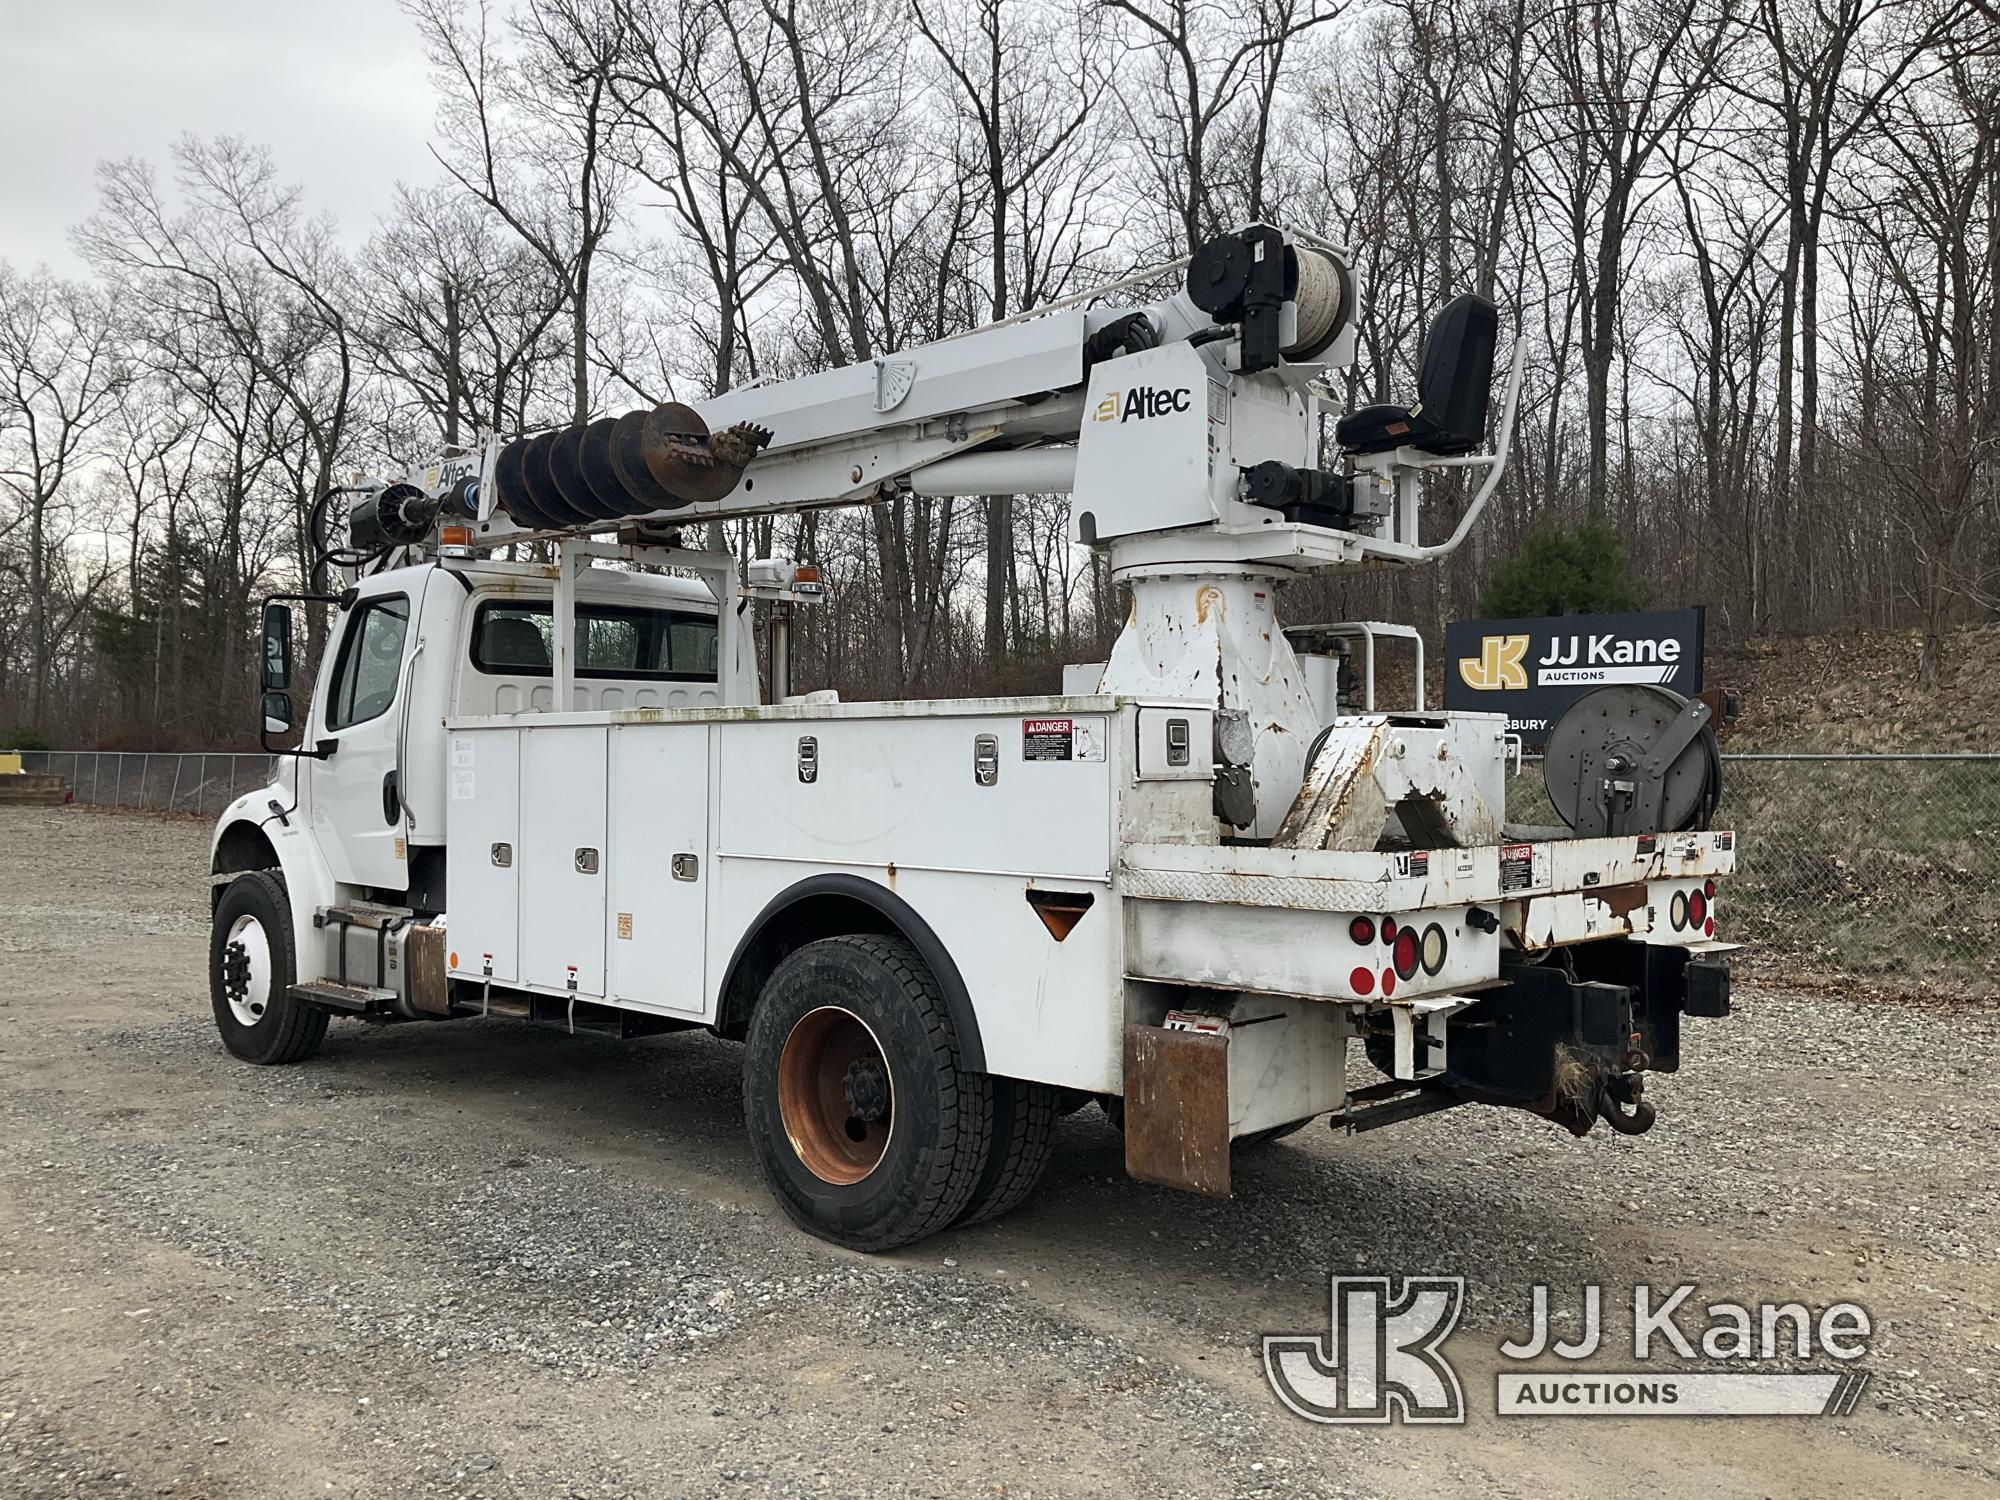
[326,596,411,731]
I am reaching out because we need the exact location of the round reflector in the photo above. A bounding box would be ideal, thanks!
[1380,969,1396,996]
[1420,923,1448,976]
[1350,965,1375,996]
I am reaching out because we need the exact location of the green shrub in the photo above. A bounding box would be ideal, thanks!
[1480,517,1640,619]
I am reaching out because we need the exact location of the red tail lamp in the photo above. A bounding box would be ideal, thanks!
[1382,916,1400,945]
[1392,927,1420,980]
[1349,915,1376,945]
[1689,889,1708,929]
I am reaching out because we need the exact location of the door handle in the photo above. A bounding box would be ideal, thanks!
[382,769,401,825]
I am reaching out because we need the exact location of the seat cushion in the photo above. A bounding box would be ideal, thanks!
[1335,402,1442,455]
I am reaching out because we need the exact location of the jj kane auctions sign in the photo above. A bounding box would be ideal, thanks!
[1443,607,1705,749]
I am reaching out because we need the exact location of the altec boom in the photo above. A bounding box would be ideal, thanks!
[211,224,1735,1250]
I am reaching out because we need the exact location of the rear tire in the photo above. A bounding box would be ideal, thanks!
[209,870,327,1065]
[742,934,991,1252]
[955,1076,1059,1227]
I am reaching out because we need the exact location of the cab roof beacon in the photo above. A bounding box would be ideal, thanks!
[216,222,1735,1252]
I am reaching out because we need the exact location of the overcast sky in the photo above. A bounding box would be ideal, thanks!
[0,0,440,275]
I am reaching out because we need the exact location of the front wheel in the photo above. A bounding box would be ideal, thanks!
[209,870,327,1065]
[742,934,990,1251]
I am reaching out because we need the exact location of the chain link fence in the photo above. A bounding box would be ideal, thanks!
[15,746,1998,996]
[18,751,278,819]
[1511,752,2000,997]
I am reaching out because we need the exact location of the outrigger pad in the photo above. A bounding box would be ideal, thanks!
[1336,293,1498,456]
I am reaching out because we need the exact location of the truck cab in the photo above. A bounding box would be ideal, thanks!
[212,557,744,1011]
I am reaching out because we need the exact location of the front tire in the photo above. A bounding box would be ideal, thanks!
[209,870,327,1065]
[743,934,990,1252]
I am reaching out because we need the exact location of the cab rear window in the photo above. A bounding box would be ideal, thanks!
[470,600,718,681]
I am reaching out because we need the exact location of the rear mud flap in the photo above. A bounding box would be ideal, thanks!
[1122,1024,1231,1198]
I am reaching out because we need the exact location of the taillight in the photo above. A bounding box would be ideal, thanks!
[1420,923,1448,976]
[1689,889,1708,928]
[1704,879,1717,898]
[1349,915,1375,945]
[1350,965,1375,995]
[1392,928,1419,979]
[1382,916,1400,945]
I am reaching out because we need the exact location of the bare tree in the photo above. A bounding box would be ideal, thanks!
[0,266,125,727]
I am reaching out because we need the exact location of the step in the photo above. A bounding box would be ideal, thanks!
[290,979,398,1013]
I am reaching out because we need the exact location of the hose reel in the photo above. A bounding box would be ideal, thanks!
[1543,684,1721,838]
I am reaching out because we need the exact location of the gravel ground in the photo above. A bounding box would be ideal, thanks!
[0,805,1995,1498]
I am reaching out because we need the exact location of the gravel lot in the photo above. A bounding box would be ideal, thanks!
[1,805,1995,1498]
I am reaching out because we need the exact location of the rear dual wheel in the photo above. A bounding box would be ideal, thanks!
[742,935,1057,1251]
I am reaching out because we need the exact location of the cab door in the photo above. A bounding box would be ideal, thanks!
[307,581,422,891]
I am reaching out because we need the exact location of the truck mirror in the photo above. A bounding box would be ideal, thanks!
[262,690,294,735]
[262,603,294,691]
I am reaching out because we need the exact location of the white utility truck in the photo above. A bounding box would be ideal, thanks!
[210,226,1735,1250]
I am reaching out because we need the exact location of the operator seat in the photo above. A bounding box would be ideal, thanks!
[1335,293,1499,457]
[485,615,551,669]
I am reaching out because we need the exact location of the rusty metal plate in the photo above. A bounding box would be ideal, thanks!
[407,922,452,1017]
[1123,1024,1231,1199]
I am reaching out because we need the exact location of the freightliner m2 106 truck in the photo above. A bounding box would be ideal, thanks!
[210,226,1734,1249]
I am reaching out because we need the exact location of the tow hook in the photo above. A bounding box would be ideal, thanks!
[1597,1074,1656,1135]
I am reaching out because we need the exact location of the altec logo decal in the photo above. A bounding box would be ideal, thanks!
[1458,634,1529,692]
[1093,386,1193,422]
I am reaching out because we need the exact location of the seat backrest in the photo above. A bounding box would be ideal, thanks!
[485,615,551,668]
[1415,294,1499,447]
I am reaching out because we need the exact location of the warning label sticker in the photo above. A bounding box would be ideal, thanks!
[1500,842,1550,894]
[1022,716,1106,762]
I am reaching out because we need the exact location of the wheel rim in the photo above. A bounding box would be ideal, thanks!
[222,913,274,1027]
[776,1006,894,1185]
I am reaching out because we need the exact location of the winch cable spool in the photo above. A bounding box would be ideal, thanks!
[492,401,774,529]
[1285,243,1350,361]
[1542,684,1722,839]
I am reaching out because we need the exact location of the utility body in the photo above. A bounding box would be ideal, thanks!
[211,225,1736,1249]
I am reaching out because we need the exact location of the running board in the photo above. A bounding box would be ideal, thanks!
[290,979,397,1014]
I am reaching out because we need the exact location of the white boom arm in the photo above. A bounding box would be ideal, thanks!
[358,224,1522,840]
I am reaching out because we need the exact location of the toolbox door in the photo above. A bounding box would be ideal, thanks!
[519,724,608,995]
[606,723,711,1016]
